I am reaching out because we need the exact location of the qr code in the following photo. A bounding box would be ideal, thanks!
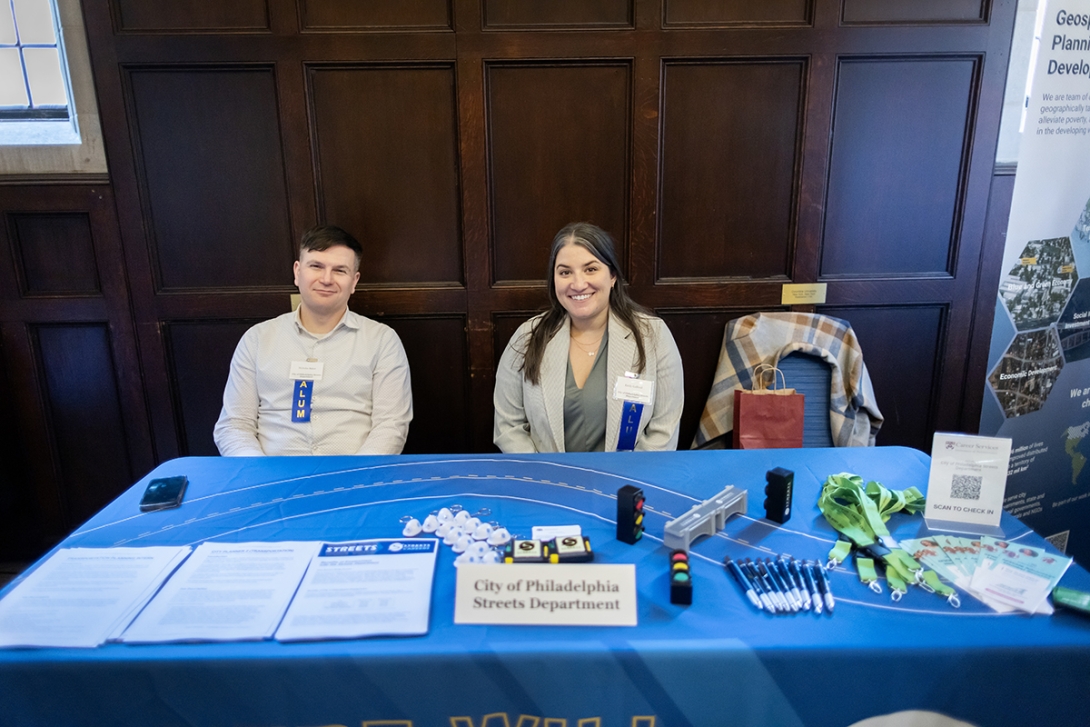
[951,474,982,501]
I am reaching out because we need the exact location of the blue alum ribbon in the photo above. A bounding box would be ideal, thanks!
[616,402,644,451]
[292,380,313,423]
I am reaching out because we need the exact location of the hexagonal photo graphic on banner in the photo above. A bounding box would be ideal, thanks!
[988,326,1064,419]
[1073,197,1090,247]
[998,236,1078,332]
[1057,278,1090,363]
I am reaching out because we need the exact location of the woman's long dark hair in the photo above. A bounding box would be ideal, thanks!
[521,222,650,385]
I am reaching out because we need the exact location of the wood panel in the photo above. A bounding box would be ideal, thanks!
[115,0,269,32]
[822,57,977,278]
[487,62,631,283]
[164,320,261,457]
[301,0,451,30]
[127,66,295,290]
[663,0,811,26]
[842,0,986,24]
[0,183,152,561]
[658,60,805,280]
[964,169,1016,431]
[492,312,533,369]
[34,324,134,527]
[9,213,100,296]
[309,65,463,286]
[0,332,35,559]
[483,0,632,28]
[824,305,945,451]
[384,315,471,453]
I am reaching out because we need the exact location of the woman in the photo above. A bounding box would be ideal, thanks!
[494,222,684,452]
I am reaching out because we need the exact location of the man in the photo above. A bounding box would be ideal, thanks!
[214,225,412,456]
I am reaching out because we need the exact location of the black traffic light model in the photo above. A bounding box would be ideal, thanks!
[764,467,794,524]
[616,485,645,544]
[669,549,692,605]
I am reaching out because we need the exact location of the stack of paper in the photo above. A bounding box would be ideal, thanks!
[120,541,321,643]
[0,547,191,648]
[901,535,1071,614]
[276,539,438,642]
[0,538,441,648]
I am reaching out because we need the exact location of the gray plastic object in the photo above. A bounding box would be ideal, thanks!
[663,486,748,551]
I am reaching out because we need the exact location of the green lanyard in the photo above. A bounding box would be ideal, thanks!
[855,557,882,594]
[828,539,853,567]
[819,473,925,548]
[819,472,956,606]
[921,570,961,608]
[886,569,907,602]
[883,549,925,585]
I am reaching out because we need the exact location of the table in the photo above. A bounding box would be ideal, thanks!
[1,447,1088,727]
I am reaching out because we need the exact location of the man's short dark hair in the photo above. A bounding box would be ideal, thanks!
[299,225,363,269]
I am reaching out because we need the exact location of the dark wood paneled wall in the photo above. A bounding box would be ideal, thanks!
[0,183,153,559]
[0,0,1018,560]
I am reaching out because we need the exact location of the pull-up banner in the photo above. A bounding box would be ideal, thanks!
[980,1,1090,566]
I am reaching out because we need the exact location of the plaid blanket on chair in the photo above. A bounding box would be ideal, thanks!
[692,312,883,448]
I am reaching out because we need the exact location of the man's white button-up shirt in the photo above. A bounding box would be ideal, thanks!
[214,307,412,456]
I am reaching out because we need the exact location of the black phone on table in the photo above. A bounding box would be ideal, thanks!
[139,476,188,512]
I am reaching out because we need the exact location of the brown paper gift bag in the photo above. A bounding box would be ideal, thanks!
[732,364,805,449]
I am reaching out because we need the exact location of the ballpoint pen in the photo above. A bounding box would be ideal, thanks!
[763,562,797,610]
[744,558,781,613]
[756,559,793,612]
[812,560,835,613]
[801,559,822,615]
[753,567,779,613]
[775,557,805,610]
[785,557,812,611]
[724,556,762,611]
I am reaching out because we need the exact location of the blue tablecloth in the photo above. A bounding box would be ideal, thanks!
[1,447,1088,727]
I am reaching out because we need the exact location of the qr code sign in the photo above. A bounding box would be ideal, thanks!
[951,474,982,501]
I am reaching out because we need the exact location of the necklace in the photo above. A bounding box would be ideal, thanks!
[570,331,604,357]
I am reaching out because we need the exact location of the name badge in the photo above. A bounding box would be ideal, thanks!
[613,375,655,405]
[289,360,324,381]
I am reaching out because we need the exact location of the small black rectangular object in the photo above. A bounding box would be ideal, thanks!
[139,475,188,512]
[616,484,645,544]
[763,467,794,524]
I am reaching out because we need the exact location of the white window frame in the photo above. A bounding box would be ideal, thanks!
[0,0,106,174]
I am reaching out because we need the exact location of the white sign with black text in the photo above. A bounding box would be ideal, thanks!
[454,564,637,626]
[925,433,1013,533]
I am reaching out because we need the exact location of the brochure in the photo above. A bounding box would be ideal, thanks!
[121,541,321,643]
[901,537,963,586]
[275,538,438,642]
[970,539,1072,614]
[0,546,191,648]
[900,536,1058,614]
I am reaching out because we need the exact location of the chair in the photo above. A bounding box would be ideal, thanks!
[775,351,834,448]
[692,312,883,449]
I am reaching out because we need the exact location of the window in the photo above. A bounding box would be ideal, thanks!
[0,0,78,144]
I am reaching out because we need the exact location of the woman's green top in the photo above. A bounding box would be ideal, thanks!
[563,332,609,452]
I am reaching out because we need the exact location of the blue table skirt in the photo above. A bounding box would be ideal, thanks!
[1,447,1088,727]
